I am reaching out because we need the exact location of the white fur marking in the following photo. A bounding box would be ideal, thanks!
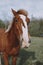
[20,15,30,47]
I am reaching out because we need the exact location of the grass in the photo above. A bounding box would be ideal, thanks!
[1,37,43,65]
[17,37,43,65]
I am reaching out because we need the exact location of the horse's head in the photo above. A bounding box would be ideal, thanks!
[5,9,31,48]
[5,9,25,42]
[17,9,31,48]
[11,9,26,39]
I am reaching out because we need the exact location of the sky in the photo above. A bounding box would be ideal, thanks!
[0,0,43,20]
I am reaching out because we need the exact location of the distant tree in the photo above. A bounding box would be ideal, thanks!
[29,18,40,36]
[4,20,9,29]
[39,19,43,34]
[0,20,5,28]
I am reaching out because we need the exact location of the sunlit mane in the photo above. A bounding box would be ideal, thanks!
[5,21,13,33]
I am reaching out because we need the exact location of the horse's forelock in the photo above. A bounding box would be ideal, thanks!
[19,15,27,27]
[17,9,28,16]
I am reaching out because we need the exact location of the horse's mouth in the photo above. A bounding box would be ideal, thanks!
[21,40,30,48]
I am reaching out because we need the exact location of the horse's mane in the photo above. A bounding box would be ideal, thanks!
[5,21,13,33]
[17,9,28,16]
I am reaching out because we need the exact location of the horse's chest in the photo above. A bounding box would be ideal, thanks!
[0,33,8,52]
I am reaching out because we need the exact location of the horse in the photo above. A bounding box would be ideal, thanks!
[0,9,26,65]
[5,9,31,48]
[0,9,31,65]
[6,9,31,48]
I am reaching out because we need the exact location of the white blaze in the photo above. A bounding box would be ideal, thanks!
[20,15,29,44]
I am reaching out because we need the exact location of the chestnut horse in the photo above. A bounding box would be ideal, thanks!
[0,9,26,65]
[6,9,30,48]
[0,9,30,65]
[5,9,30,48]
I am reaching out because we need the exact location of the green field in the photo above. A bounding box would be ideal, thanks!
[17,37,43,65]
[1,37,43,65]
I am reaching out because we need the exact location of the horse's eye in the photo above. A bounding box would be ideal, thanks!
[15,19,18,22]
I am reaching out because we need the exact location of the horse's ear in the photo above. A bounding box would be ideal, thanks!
[11,8,17,16]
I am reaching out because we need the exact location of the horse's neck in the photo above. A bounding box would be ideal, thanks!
[7,27,20,47]
[7,27,15,45]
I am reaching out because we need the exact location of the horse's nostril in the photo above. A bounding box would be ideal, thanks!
[28,39,31,43]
